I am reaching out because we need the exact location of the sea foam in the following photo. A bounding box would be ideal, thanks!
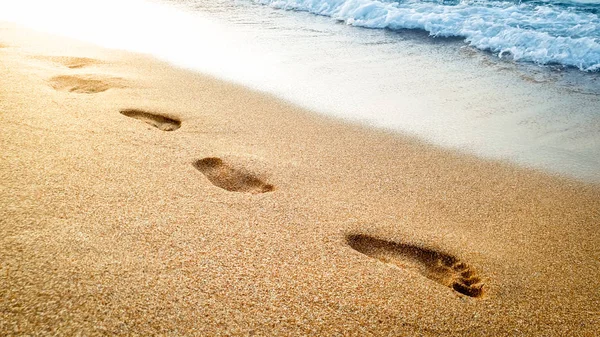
[254,0,600,71]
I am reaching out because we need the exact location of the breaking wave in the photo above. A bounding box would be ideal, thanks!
[253,0,600,71]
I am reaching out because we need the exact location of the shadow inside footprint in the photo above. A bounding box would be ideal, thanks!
[193,157,274,194]
[49,75,122,94]
[347,234,484,298]
[45,56,100,69]
[120,109,181,131]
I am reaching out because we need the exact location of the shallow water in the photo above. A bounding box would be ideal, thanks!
[1,0,599,182]
[252,0,600,71]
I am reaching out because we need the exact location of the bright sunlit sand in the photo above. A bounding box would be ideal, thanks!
[3,0,599,182]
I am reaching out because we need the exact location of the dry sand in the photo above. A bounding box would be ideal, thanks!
[1,22,599,336]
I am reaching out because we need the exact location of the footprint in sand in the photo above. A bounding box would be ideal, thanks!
[120,109,181,131]
[193,157,274,194]
[49,74,123,94]
[346,234,484,298]
[42,56,101,69]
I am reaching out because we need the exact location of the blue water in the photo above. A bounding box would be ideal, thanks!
[253,0,600,71]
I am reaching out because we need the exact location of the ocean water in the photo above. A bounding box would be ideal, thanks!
[1,0,599,182]
[252,0,600,71]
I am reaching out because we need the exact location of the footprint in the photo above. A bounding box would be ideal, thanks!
[193,157,274,194]
[49,75,123,94]
[42,56,101,69]
[120,109,181,131]
[346,234,484,298]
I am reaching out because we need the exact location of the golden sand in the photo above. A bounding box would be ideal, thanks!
[1,22,599,336]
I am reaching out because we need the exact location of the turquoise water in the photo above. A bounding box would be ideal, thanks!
[251,0,600,71]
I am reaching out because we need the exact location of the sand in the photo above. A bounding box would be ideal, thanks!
[1,22,599,336]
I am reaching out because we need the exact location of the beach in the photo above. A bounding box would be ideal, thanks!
[1,21,599,336]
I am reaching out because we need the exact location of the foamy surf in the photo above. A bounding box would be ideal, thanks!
[254,0,600,71]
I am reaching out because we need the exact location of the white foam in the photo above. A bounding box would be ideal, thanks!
[255,0,600,71]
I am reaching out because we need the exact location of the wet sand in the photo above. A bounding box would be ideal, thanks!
[1,22,599,336]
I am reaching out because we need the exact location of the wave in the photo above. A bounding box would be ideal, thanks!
[253,0,600,71]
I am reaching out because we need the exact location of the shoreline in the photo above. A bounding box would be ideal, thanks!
[2,0,600,182]
[1,22,599,336]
